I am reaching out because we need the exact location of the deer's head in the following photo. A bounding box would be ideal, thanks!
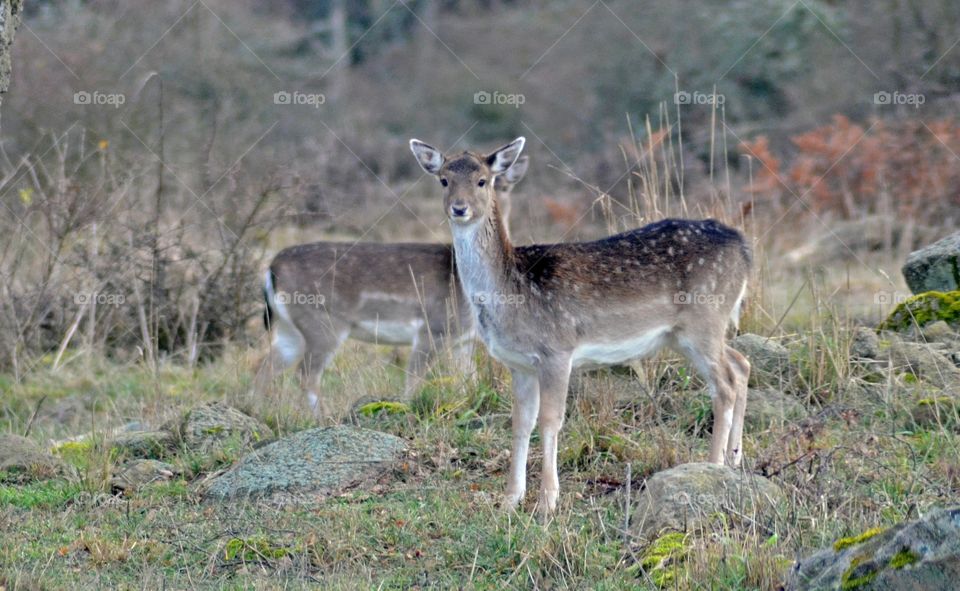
[410,137,525,227]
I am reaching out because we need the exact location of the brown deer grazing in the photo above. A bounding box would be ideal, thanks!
[256,157,529,417]
[409,137,751,514]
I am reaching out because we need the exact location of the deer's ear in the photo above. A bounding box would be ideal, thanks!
[486,137,526,174]
[409,139,444,175]
[504,155,529,185]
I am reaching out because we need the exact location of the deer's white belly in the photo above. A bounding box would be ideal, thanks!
[572,327,670,369]
[353,319,423,345]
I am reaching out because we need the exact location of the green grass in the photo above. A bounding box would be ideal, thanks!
[0,479,83,509]
[1,325,958,589]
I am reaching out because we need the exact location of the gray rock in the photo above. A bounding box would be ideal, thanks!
[203,426,407,504]
[732,334,792,388]
[0,434,70,483]
[902,231,960,294]
[888,339,960,390]
[109,430,176,459]
[630,462,784,540]
[177,402,273,455]
[920,320,958,344]
[851,326,881,359]
[786,506,960,590]
[110,460,178,492]
[744,388,808,431]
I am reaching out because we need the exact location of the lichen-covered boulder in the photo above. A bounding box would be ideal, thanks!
[203,426,407,504]
[630,463,784,540]
[0,434,71,483]
[731,334,792,388]
[744,388,808,431]
[176,402,273,455]
[879,291,960,333]
[786,506,960,590]
[902,232,960,294]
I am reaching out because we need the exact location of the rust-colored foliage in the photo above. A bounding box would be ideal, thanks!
[740,115,960,223]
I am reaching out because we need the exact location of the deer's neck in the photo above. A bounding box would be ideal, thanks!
[451,206,515,302]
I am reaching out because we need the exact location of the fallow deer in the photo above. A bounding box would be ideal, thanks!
[256,157,529,417]
[409,137,751,514]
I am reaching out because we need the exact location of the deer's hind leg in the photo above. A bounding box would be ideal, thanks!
[723,345,750,467]
[674,328,738,466]
[299,324,349,419]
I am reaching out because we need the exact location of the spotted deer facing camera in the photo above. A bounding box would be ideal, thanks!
[257,156,529,417]
[410,137,752,514]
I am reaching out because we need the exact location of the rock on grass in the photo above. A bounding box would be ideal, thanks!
[0,434,71,483]
[902,231,960,294]
[175,402,273,454]
[202,426,407,504]
[786,506,960,590]
[630,463,784,541]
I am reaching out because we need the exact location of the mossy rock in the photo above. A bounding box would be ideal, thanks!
[630,463,784,540]
[357,401,411,417]
[878,291,960,333]
[786,506,960,590]
[177,402,273,455]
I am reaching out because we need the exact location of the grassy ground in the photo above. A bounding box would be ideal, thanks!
[2,258,959,590]
[0,330,960,589]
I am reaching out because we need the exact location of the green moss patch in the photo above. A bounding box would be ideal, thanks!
[841,556,878,590]
[223,535,291,562]
[889,547,920,569]
[879,291,960,332]
[358,401,411,417]
[637,532,690,587]
[833,527,886,552]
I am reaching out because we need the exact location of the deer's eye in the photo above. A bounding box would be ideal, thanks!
[478,178,486,187]
[440,178,449,187]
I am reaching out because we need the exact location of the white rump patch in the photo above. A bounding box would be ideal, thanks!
[265,270,305,365]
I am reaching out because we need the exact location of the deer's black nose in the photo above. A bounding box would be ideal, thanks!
[451,204,469,217]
